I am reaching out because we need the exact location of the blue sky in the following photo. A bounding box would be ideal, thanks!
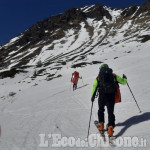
[0,0,146,45]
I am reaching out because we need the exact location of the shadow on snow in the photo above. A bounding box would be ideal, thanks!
[77,84,89,90]
[115,112,150,138]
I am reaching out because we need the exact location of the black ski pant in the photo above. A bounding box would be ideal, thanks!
[98,93,115,128]
[73,83,77,90]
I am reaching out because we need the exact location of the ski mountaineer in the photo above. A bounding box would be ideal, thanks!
[71,71,82,91]
[91,64,127,137]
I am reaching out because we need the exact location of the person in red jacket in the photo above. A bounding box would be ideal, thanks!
[71,71,82,91]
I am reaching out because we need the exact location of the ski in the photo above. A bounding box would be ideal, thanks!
[108,136,116,147]
[94,120,106,142]
[94,120,117,147]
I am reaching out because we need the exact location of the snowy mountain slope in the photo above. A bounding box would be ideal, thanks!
[0,0,150,149]
[0,39,150,149]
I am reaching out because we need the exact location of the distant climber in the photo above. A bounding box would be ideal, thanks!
[91,64,127,137]
[71,71,82,91]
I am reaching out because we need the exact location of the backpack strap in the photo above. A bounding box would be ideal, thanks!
[96,76,100,86]
[113,73,120,88]
[113,73,117,82]
[94,76,99,98]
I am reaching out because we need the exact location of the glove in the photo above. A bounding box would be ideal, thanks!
[91,97,95,102]
[123,74,127,79]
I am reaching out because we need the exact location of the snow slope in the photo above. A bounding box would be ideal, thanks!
[0,39,150,149]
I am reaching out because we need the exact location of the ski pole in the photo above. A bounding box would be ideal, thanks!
[82,77,84,85]
[70,82,72,89]
[127,82,142,113]
[0,126,1,136]
[70,77,72,90]
[87,101,94,140]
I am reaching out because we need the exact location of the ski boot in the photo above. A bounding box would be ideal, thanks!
[108,126,114,137]
[98,122,104,133]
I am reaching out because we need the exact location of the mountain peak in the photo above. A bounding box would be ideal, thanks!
[136,0,150,15]
[141,0,150,9]
[0,1,150,75]
[83,3,112,20]
[121,5,138,18]
[63,8,86,21]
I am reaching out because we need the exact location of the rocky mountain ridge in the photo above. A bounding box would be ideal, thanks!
[0,0,150,80]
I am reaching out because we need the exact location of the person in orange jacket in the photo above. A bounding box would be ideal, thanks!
[71,71,82,91]
[91,64,127,137]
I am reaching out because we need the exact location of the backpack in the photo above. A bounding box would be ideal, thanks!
[74,71,79,78]
[71,71,79,84]
[98,67,116,94]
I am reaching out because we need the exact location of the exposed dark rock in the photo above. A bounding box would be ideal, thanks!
[0,68,27,78]
[86,4,112,20]
[11,8,85,48]
[121,5,138,18]
[9,92,16,97]
[61,8,86,22]
[46,74,62,81]
[92,61,103,64]
[114,57,118,59]
[136,0,150,16]
[139,35,150,43]
[71,62,91,68]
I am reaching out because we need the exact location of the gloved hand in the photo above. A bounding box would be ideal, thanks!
[91,97,95,102]
[123,74,127,79]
